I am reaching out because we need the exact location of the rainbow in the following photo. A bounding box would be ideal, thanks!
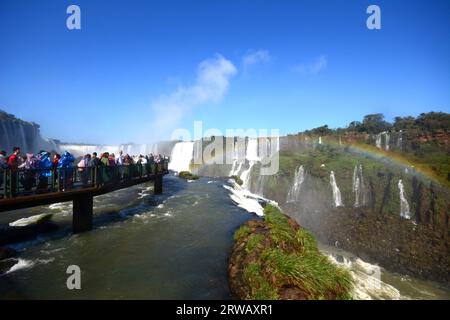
[307,136,448,189]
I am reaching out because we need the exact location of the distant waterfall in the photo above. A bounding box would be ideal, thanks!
[319,136,322,145]
[330,171,343,207]
[398,180,411,219]
[241,161,256,190]
[352,165,366,207]
[376,134,382,149]
[375,132,390,151]
[397,130,403,150]
[169,142,194,173]
[256,174,268,196]
[385,133,390,151]
[287,165,305,203]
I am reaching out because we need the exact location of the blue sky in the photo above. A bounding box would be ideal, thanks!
[0,0,449,144]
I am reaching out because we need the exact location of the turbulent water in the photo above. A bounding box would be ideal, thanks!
[0,175,251,299]
[322,244,450,300]
[1,173,449,299]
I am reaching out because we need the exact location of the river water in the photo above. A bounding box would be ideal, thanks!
[0,175,449,300]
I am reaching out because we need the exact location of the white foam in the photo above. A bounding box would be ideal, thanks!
[326,254,402,300]
[9,214,52,227]
[6,259,35,274]
[223,180,279,216]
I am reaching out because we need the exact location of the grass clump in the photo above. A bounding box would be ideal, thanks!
[230,205,353,300]
[246,234,264,253]
[243,263,279,300]
[178,171,199,180]
[234,225,251,241]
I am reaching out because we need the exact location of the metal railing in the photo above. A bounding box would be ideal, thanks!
[0,161,169,199]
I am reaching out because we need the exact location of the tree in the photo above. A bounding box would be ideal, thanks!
[361,113,391,133]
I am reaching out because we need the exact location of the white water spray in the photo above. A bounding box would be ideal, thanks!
[169,142,194,173]
[330,171,343,207]
[287,165,305,203]
[398,179,411,219]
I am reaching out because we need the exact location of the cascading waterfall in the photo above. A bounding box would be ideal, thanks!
[398,179,411,219]
[168,141,194,173]
[241,161,256,190]
[397,130,403,149]
[376,134,382,149]
[352,166,360,207]
[385,133,390,151]
[319,136,322,145]
[330,171,343,207]
[376,132,391,151]
[352,165,366,207]
[1,121,11,150]
[19,124,28,152]
[238,138,259,190]
[287,165,305,203]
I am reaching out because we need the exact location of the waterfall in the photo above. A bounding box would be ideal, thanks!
[241,161,256,190]
[352,165,366,207]
[287,165,305,203]
[398,180,411,219]
[319,136,322,145]
[376,134,382,149]
[352,166,360,207]
[385,133,390,151]
[246,138,259,161]
[330,171,343,207]
[19,123,28,152]
[1,121,11,150]
[168,142,194,173]
[397,130,403,150]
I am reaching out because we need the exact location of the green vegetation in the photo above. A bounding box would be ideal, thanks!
[230,175,243,186]
[178,171,199,181]
[234,224,251,241]
[230,205,353,300]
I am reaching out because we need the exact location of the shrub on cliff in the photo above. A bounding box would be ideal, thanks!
[230,175,243,186]
[178,171,199,180]
[229,205,353,300]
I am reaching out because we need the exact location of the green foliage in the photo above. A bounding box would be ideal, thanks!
[236,205,353,300]
[178,171,199,180]
[234,224,251,241]
[246,234,264,253]
[243,263,279,300]
[230,175,243,186]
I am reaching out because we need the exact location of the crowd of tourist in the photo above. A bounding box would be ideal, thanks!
[0,146,169,198]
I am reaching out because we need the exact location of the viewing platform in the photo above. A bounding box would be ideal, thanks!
[0,161,169,233]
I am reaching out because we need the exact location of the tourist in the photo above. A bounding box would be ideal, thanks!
[109,153,116,166]
[90,152,100,167]
[18,153,38,191]
[100,152,110,184]
[58,151,75,190]
[78,154,91,186]
[37,151,53,191]
[116,150,124,166]
[6,147,21,196]
[53,153,61,168]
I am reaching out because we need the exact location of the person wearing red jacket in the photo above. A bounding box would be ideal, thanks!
[7,147,21,170]
[7,147,21,197]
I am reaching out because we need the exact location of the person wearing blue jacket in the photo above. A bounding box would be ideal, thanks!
[37,151,53,191]
[58,151,75,191]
